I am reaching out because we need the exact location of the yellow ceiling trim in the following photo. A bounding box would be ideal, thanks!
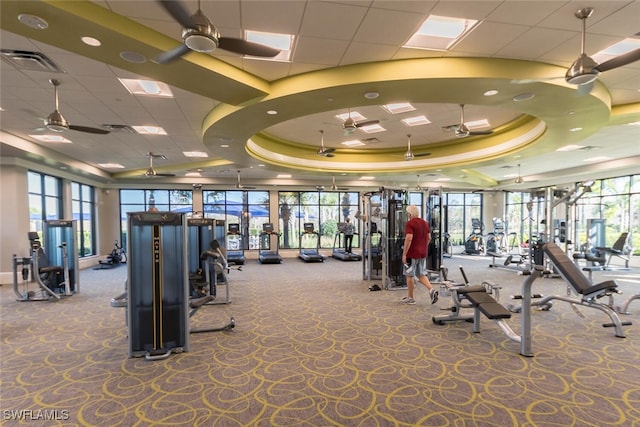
[1,0,270,105]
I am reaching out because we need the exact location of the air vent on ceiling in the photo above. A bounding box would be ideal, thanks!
[101,124,137,134]
[577,145,600,151]
[0,49,65,73]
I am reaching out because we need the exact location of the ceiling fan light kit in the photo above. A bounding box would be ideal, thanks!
[155,0,280,64]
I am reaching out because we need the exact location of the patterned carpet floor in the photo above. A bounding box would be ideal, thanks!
[1,252,639,426]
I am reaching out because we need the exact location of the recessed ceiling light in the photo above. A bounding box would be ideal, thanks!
[381,103,415,114]
[18,14,48,30]
[220,144,230,148]
[336,111,366,122]
[556,144,584,152]
[245,30,294,61]
[584,156,610,162]
[267,110,278,115]
[98,163,125,169]
[569,127,583,132]
[364,92,379,99]
[483,89,499,96]
[81,36,101,47]
[185,171,202,177]
[404,15,479,51]
[359,176,375,180]
[464,119,490,129]
[118,78,173,97]
[341,139,365,147]
[402,115,431,126]
[359,124,386,133]
[132,126,167,135]
[513,93,535,102]
[436,177,451,182]
[277,174,292,178]
[183,151,208,158]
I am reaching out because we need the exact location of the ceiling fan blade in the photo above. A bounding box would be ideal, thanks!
[468,130,493,136]
[414,152,432,157]
[323,147,336,154]
[154,44,191,64]
[595,48,640,72]
[218,38,280,57]
[68,124,110,135]
[157,0,195,28]
[355,119,379,128]
[576,81,594,96]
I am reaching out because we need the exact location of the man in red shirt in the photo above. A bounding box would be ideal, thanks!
[400,205,438,304]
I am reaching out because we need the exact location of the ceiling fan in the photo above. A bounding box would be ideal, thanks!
[444,105,493,138]
[317,130,335,157]
[565,7,640,86]
[402,134,431,161]
[43,79,109,135]
[342,108,379,135]
[154,0,281,64]
[236,170,256,189]
[144,153,176,177]
[330,176,349,191]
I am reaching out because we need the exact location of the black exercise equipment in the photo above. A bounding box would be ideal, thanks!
[332,222,361,261]
[516,243,631,339]
[258,223,282,264]
[13,231,71,301]
[94,240,126,269]
[463,218,484,255]
[127,212,235,361]
[226,223,246,265]
[299,222,325,263]
[595,232,632,269]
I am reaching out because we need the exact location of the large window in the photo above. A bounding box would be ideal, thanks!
[28,171,62,234]
[119,189,193,248]
[278,191,360,249]
[576,175,639,254]
[203,190,270,250]
[71,182,95,257]
[444,193,482,245]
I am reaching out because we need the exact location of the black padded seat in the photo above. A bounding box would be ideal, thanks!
[464,291,512,319]
[544,243,618,297]
[455,285,487,295]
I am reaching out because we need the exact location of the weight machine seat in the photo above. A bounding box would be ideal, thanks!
[595,232,632,267]
[543,243,619,297]
[463,290,512,319]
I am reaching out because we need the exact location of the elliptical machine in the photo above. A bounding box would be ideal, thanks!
[463,218,485,255]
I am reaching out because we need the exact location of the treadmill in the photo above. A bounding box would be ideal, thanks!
[298,223,325,263]
[332,222,362,261]
[258,223,282,264]
[226,223,246,265]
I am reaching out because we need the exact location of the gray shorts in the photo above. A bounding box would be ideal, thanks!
[404,258,427,278]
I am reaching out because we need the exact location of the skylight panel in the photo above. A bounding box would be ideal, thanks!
[404,15,479,51]
[381,103,415,114]
[336,111,367,122]
[359,124,386,133]
[245,30,294,61]
[341,139,366,147]
[118,78,173,97]
[402,115,431,127]
[592,37,640,64]
[132,126,167,135]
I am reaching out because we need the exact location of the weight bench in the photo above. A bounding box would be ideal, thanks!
[596,232,632,269]
[542,242,631,338]
[455,287,517,339]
